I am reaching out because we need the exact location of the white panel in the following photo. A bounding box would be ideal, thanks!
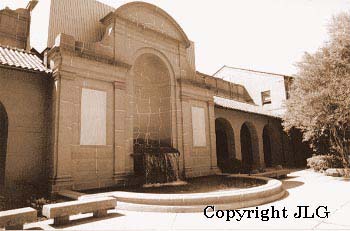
[191,107,207,147]
[80,88,107,145]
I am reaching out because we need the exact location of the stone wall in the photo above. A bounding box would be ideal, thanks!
[133,54,172,147]
[48,36,130,191]
[0,68,51,190]
[0,8,30,50]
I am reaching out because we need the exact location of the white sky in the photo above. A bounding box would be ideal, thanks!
[1,0,349,75]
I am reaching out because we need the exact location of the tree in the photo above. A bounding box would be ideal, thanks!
[283,12,350,169]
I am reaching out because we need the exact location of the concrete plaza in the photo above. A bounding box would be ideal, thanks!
[25,170,350,230]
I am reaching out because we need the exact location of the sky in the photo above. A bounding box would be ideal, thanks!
[1,0,350,76]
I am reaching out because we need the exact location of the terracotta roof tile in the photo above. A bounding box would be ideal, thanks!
[0,45,51,73]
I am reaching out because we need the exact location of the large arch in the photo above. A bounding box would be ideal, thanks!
[132,53,172,149]
[263,124,284,168]
[240,122,259,172]
[215,118,235,173]
[0,102,8,187]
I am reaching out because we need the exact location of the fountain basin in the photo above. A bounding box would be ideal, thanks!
[78,175,285,213]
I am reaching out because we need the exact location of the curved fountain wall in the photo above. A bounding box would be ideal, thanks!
[79,175,286,213]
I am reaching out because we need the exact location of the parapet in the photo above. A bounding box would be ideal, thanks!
[51,33,130,69]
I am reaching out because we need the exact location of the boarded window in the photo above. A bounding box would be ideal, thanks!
[80,88,107,145]
[192,107,207,147]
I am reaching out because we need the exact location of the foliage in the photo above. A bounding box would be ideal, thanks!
[26,197,51,217]
[283,12,350,168]
[307,155,344,172]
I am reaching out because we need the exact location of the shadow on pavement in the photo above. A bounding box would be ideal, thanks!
[50,212,125,229]
[272,191,290,203]
[282,180,304,190]
[283,175,299,180]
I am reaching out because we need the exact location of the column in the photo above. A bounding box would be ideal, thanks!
[257,126,265,168]
[181,97,193,177]
[234,124,242,161]
[208,101,220,173]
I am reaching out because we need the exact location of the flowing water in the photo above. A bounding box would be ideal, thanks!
[144,152,182,185]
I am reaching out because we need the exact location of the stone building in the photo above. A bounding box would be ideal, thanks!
[0,0,311,194]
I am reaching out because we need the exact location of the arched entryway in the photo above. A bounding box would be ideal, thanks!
[263,126,273,168]
[215,118,235,172]
[240,122,259,172]
[132,53,173,175]
[133,53,172,147]
[0,102,8,187]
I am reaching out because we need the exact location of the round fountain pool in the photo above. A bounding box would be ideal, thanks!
[79,175,286,213]
[131,175,264,194]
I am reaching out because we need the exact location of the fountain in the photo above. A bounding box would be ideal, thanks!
[77,139,285,213]
[133,139,185,187]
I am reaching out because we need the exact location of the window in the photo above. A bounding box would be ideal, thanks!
[191,107,207,147]
[80,88,107,145]
[261,90,272,105]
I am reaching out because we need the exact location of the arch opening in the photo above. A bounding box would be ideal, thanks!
[133,53,172,148]
[215,118,235,173]
[0,102,8,188]
[240,122,259,172]
[263,126,273,168]
[132,53,173,176]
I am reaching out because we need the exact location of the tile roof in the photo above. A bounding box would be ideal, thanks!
[0,45,51,73]
[214,65,294,79]
[214,96,281,119]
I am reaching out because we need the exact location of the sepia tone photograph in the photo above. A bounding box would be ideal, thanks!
[0,0,350,230]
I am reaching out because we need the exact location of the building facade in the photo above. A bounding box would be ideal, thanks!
[0,0,311,194]
[214,66,293,117]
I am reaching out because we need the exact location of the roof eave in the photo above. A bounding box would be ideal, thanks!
[0,63,52,76]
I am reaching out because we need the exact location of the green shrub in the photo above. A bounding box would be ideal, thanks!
[307,155,344,171]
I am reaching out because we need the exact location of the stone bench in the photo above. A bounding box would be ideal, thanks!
[42,197,116,225]
[0,207,37,230]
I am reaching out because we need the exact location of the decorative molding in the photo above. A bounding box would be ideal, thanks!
[207,101,215,107]
[59,70,77,81]
[177,78,212,90]
[181,91,212,103]
[115,15,189,48]
[114,80,127,90]
[47,39,132,70]
[50,175,72,184]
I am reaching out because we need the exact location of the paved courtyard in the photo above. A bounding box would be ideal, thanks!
[26,170,350,230]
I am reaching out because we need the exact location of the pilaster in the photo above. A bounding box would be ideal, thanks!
[113,80,129,182]
[50,71,76,192]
